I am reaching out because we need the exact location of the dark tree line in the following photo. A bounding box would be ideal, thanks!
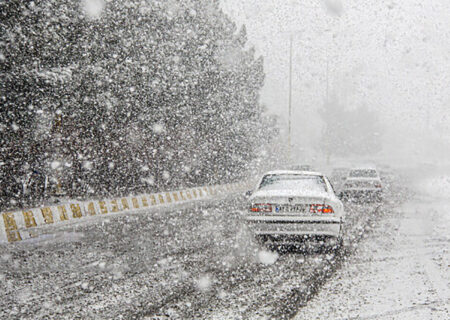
[0,0,278,210]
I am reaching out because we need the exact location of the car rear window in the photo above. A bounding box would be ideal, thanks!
[345,181,377,188]
[349,169,378,178]
[258,174,327,192]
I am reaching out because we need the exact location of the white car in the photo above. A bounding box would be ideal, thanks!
[244,170,345,250]
[341,167,383,202]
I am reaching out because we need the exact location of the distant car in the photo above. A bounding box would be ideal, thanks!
[341,168,383,202]
[244,170,344,251]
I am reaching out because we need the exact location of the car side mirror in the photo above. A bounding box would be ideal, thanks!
[244,190,252,198]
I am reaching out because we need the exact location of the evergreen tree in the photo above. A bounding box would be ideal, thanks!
[0,0,278,209]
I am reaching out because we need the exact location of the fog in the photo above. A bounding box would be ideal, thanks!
[1,1,449,319]
[221,0,450,166]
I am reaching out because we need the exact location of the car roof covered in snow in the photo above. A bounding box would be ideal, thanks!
[262,170,324,176]
[350,165,378,170]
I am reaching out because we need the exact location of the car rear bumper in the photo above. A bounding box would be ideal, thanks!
[341,189,382,201]
[244,215,342,238]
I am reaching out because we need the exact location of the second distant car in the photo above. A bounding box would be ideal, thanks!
[341,167,383,202]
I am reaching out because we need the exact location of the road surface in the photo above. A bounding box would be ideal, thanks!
[0,177,415,319]
[295,175,449,320]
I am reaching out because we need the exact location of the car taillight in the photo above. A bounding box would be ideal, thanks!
[310,204,334,214]
[250,203,272,213]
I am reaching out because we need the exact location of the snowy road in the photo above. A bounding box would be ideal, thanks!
[295,177,450,320]
[0,181,406,319]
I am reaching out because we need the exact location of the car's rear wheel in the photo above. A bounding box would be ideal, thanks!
[336,236,344,251]
[255,234,269,246]
[375,192,383,203]
[322,236,344,253]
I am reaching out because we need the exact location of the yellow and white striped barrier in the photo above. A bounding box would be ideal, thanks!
[0,181,251,243]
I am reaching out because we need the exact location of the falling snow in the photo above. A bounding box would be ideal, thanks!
[0,0,449,319]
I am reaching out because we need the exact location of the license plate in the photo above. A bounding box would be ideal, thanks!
[274,204,308,213]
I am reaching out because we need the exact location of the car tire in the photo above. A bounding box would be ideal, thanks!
[336,236,344,250]
[376,192,383,203]
[329,236,344,253]
[320,236,343,254]
[255,235,268,246]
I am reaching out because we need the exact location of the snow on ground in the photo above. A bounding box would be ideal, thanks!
[0,176,406,319]
[294,175,450,320]
[0,194,383,319]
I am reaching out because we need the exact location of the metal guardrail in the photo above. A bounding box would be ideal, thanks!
[0,182,250,243]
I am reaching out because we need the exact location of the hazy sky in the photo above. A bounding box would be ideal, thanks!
[220,0,450,162]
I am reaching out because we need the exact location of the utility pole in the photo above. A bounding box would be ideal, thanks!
[326,51,329,102]
[288,34,293,163]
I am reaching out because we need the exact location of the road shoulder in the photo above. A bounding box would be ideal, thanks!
[294,196,450,320]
